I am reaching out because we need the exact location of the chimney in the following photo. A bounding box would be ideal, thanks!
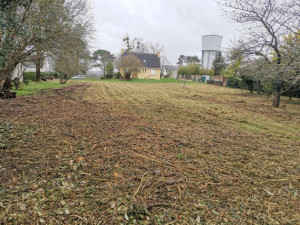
[121,49,124,55]
[157,52,160,57]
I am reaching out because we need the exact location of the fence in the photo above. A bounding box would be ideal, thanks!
[207,80,223,86]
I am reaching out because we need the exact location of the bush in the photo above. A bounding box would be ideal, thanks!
[23,72,58,81]
[105,62,114,79]
[179,65,214,76]
[105,74,113,79]
[23,72,36,81]
[42,72,58,78]
[263,82,273,98]
[179,64,201,75]
[199,68,214,76]
[115,72,121,79]
[227,76,242,88]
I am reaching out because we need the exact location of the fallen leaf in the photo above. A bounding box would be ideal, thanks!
[76,157,84,162]
[110,202,116,209]
[165,178,176,185]
[124,213,129,221]
[113,172,123,178]
[263,189,275,196]
[196,215,201,224]
[65,208,70,215]
[20,204,26,211]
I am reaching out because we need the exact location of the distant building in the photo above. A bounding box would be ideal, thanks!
[120,49,161,80]
[12,57,53,81]
[163,65,178,78]
[202,35,223,70]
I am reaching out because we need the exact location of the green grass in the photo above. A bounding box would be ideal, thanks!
[13,78,197,97]
[72,78,195,84]
[14,80,72,96]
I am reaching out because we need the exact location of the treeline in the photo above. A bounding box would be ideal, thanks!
[218,0,299,107]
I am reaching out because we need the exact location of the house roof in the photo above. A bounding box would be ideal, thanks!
[122,52,161,69]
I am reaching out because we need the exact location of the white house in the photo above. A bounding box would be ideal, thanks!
[11,58,54,81]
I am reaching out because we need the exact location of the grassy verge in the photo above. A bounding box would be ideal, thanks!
[13,79,73,96]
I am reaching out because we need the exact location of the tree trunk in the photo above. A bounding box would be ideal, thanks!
[250,81,254,94]
[102,64,106,78]
[36,53,41,82]
[289,92,293,100]
[3,78,12,91]
[60,74,69,84]
[125,72,131,80]
[272,85,281,108]
[246,80,254,94]
[0,64,17,91]
[256,81,263,95]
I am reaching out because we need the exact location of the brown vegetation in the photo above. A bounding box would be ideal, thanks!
[0,82,299,224]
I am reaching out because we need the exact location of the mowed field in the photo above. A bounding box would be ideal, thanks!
[0,80,299,224]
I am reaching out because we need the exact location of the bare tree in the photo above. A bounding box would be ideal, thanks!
[120,54,142,80]
[122,35,169,77]
[122,35,165,55]
[122,35,149,53]
[148,42,170,77]
[159,55,170,78]
[114,54,122,72]
[148,42,164,54]
[52,30,90,84]
[217,0,299,107]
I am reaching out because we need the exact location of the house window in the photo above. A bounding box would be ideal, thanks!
[151,70,155,76]
[142,69,146,73]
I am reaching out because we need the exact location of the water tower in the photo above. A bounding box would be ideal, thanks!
[202,35,223,70]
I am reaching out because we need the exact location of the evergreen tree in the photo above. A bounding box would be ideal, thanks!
[105,62,114,79]
[177,55,185,66]
[212,52,226,75]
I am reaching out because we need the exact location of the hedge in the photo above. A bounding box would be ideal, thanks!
[23,72,58,81]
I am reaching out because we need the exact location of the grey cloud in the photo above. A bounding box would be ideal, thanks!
[92,0,241,64]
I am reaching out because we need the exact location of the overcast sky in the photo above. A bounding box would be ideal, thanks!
[91,0,241,64]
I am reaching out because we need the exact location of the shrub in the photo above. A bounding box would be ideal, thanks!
[23,72,36,81]
[227,76,242,88]
[263,82,273,98]
[179,65,214,76]
[23,72,58,81]
[105,74,113,79]
[105,62,114,79]
[199,68,214,76]
[115,72,121,79]
[179,64,202,75]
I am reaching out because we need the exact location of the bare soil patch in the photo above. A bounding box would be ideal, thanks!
[0,82,299,224]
